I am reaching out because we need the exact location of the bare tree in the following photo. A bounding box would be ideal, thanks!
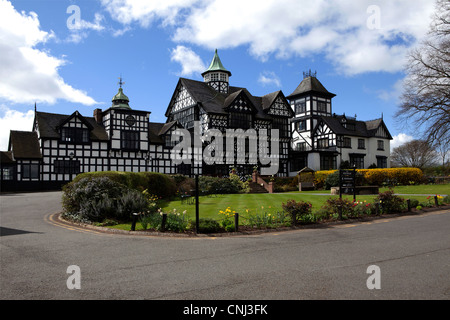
[433,139,450,173]
[391,140,437,169]
[396,0,450,145]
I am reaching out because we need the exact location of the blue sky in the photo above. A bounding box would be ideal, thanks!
[0,0,437,150]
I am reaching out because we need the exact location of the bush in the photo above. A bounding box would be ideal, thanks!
[164,209,190,232]
[375,189,405,214]
[199,175,248,194]
[322,197,355,217]
[324,171,340,189]
[62,176,150,223]
[62,177,127,222]
[314,168,424,189]
[71,171,177,199]
[194,218,222,233]
[281,200,312,225]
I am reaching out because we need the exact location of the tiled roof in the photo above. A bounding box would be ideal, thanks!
[35,111,109,141]
[9,131,42,159]
[172,78,288,121]
[316,115,392,139]
[287,76,336,99]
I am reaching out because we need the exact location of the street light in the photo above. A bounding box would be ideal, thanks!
[69,152,75,182]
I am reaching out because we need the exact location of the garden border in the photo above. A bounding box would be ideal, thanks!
[54,204,450,238]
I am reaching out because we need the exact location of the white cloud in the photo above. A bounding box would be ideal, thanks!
[0,0,97,105]
[66,12,105,43]
[101,0,435,75]
[391,133,414,151]
[258,71,281,88]
[170,45,206,76]
[100,0,199,27]
[0,106,35,150]
[377,78,405,102]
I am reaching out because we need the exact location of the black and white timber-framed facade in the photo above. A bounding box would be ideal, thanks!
[1,52,392,191]
[289,71,392,173]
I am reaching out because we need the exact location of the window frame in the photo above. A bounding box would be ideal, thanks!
[22,163,39,179]
[54,160,81,174]
[61,127,90,144]
[377,140,385,151]
[121,130,140,150]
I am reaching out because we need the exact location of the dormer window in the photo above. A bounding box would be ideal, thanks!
[61,127,89,144]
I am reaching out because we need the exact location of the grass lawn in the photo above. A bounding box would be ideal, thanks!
[160,183,449,221]
[379,184,449,195]
[109,184,449,230]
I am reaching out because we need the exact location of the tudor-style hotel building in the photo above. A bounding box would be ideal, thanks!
[0,51,392,191]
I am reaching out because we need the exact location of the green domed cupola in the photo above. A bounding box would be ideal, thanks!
[202,49,231,94]
[111,77,131,109]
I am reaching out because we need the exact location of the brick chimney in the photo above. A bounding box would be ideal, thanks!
[93,108,103,125]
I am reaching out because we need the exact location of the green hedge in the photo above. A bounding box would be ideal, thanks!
[71,171,177,198]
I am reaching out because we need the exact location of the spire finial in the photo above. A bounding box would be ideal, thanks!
[118,75,125,89]
[303,69,317,79]
[34,102,36,113]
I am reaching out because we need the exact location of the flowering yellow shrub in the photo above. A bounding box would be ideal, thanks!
[313,168,423,187]
[314,170,337,188]
[362,168,423,186]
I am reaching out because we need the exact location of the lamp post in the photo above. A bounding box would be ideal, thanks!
[69,152,75,182]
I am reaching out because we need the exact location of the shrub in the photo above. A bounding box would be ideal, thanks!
[62,176,150,222]
[116,189,149,221]
[164,209,190,232]
[62,176,128,222]
[314,170,337,189]
[194,218,222,233]
[281,200,312,225]
[375,189,405,214]
[71,171,177,199]
[351,201,375,217]
[408,199,420,208]
[199,175,248,194]
[322,197,355,217]
[314,168,423,189]
[324,171,340,189]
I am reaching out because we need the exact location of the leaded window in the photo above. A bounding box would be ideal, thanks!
[61,127,89,144]
[229,112,252,130]
[320,155,337,170]
[121,130,139,150]
[2,167,14,180]
[317,138,329,149]
[377,156,387,168]
[172,107,195,129]
[22,164,39,179]
[317,101,327,113]
[377,140,385,150]
[272,117,289,138]
[358,139,365,149]
[54,160,81,174]
[295,101,306,114]
[350,155,365,169]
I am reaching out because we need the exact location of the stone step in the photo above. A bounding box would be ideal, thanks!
[249,182,268,193]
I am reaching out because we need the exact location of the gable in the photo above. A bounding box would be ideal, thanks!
[266,95,293,117]
[313,120,334,137]
[224,90,255,114]
[58,111,93,131]
[166,81,196,117]
[374,123,392,139]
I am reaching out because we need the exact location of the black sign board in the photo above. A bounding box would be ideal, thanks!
[339,168,356,200]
